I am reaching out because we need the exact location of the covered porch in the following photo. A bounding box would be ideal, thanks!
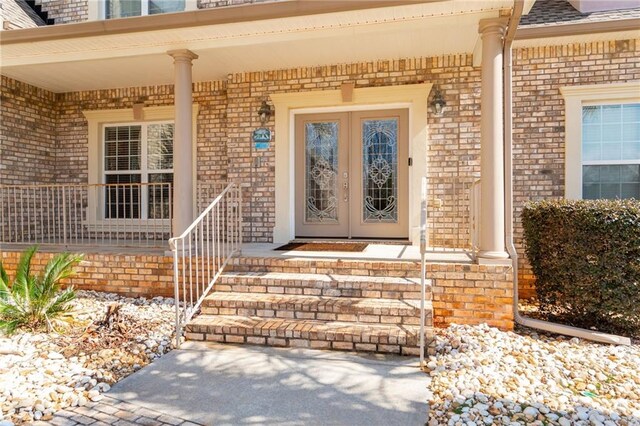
[0,0,525,262]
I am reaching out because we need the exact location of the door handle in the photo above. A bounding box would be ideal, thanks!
[343,173,349,202]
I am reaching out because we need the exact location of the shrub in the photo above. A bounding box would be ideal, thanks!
[522,199,640,336]
[0,247,83,334]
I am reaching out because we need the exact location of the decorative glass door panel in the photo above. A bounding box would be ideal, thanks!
[295,110,408,239]
[305,122,339,223]
[362,119,399,223]
[295,114,349,237]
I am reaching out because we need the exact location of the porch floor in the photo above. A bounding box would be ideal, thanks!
[0,242,474,263]
[240,243,474,264]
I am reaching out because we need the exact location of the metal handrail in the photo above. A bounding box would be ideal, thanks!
[169,182,242,348]
[419,176,428,369]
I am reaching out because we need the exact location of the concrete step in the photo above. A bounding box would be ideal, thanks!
[201,292,432,326]
[228,256,422,278]
[216,271,431,300]
[186,314,427,355]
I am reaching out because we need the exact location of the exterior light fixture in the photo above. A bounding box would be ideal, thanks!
[258,100,273,125]
[430,87,446,116]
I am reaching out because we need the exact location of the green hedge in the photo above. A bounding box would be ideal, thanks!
[522,199,640,336]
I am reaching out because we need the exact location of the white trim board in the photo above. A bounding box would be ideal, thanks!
[270,83,433,245]
[560,81,640,199]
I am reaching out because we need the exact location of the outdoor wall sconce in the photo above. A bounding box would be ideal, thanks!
[430,87,447,116]
[258,100,273,125]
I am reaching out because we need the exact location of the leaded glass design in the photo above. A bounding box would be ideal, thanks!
[362,119,398,222]
[305,122,339,223]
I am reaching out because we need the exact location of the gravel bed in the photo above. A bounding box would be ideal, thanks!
[426,324,640,426]
[0,291,178,425]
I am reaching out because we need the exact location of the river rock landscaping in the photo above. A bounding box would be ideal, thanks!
[426,324,640,426]
[0,291,176,425]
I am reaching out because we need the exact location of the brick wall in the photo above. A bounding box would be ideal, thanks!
[0,250,175,297]
[512,38,640,298]
[38,0,88,24]
[225,55,482,243]
[0,75,57,185]
[430,263,514,330]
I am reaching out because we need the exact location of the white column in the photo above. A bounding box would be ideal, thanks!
[168,49,198,236]
[478,18,509,260]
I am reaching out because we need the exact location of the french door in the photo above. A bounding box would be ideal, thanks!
[294,109,408,239]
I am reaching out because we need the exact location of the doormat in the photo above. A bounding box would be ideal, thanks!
[274,242,368,252]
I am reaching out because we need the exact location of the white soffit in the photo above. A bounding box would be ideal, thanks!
[0,1,509,92]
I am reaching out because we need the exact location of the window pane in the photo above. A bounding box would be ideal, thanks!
[621,183,640,199]
[582,165,640,200]
[106,0,141,18]
[582,124,600,143]
[148,124,174,170]
[602,105,621,123]
[104,174,142,219]
[104,125,141,171]
[148,0,185,14]
[148,173,173,219]
[623,104,640,123]
[583,183,600,200]
[601,143,622,161]
[622,121,640,142]
[583,165,600,183]
[582,143,601,161]
[582,106,600,124]
[602,124,622,142]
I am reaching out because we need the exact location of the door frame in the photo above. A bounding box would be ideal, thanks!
[271,83,433,245]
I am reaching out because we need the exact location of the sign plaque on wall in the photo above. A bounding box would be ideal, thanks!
[253,127,272,149]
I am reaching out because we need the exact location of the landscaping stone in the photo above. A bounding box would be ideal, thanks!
[0,291,177,425]
[426,324,640,426]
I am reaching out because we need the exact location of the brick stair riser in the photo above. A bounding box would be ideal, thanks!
[216,277,431,300]
[185,325,430,356]
[228,258,422,278]
[202,300,433,327]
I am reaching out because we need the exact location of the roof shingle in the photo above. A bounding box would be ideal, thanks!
[520,0,640,28]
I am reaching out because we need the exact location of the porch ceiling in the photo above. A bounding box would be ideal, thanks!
[0,0,511,93]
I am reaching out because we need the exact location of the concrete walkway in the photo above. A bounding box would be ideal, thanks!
[56,342,431,426]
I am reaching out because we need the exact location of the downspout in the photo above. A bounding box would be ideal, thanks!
[502,0,630,345]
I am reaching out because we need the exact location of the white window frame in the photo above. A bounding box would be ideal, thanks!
[82,105,199,227]
[89,0,197,21]
[102,120,174,221]
[560,81,640,199]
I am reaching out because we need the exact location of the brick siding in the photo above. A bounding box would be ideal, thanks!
[512,39,640,298]
[0,75,57,185]
[38,0,88,24]
[0,250,175,298]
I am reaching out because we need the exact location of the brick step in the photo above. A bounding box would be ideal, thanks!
[201,292,432,325]
[186,315,427,355]
[228,256,422,278]
[216,271,431,300]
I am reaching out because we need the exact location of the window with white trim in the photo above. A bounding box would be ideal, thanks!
[103,122,173,219]
[105,0,186,19]
[581,103,640,199]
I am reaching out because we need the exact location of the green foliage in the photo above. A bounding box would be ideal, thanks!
[522,199,640,336]
[0,247,83,334]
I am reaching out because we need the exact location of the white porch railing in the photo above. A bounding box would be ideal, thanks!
[170,182,242,348]
[469,179,481,260]
[0,183,172,248]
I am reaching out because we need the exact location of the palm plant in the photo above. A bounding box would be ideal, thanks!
[0,247,83,334]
